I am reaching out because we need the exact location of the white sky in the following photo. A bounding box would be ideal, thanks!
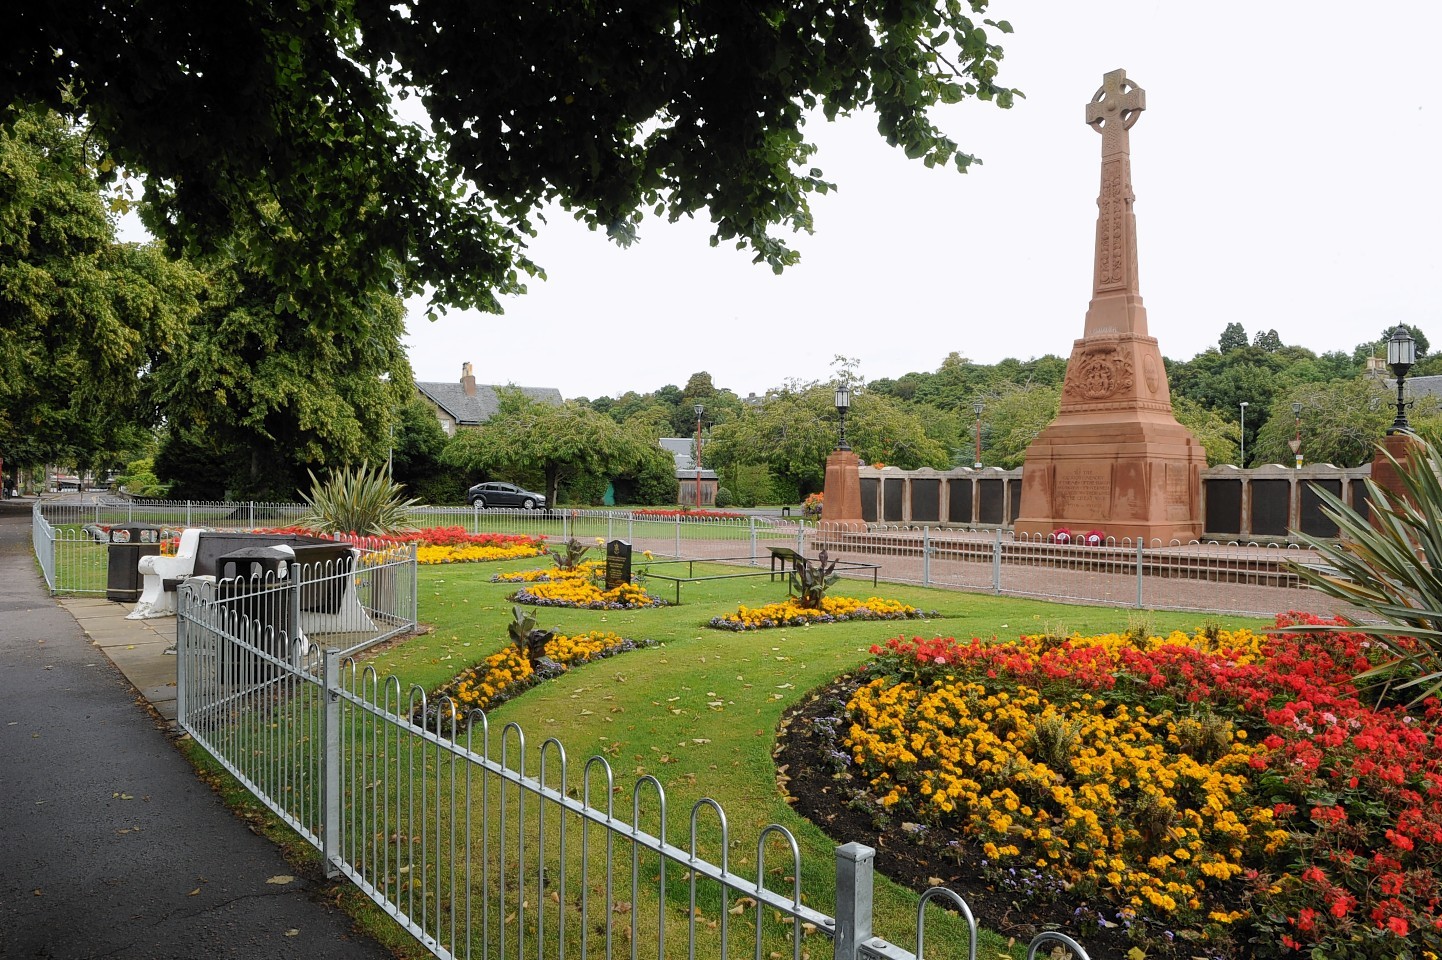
[405,1,1441,400]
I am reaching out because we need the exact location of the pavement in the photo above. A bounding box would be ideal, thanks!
[0,499,394,960]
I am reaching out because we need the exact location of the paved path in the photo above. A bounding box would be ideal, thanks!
[0,500,393,960]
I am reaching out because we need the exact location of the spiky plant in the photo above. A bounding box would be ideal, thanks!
[298,462,419,536]
[790,548,839,610]
[508,605,555,664]
[1289,436,1442,702]
[548,537,590,572]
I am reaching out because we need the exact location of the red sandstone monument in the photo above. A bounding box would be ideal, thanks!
[1015,69,1207,544]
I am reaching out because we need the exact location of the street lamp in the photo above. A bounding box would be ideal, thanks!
[1387,325,1417,435]
[1239,401,1249,467]
[834,385,852,451]
[1291,401,1303,468]
[693,403,705,507]
[972,400,984,469]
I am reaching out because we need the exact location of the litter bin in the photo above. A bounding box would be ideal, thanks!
[291,541,355,614]
[106,524,163,602]
[215,546,297,670]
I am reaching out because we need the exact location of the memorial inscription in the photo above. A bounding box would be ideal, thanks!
[605,539,633,590]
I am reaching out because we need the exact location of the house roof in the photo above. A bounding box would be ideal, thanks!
[416,382,563,426]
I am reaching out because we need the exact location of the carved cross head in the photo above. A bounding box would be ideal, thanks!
[1086,69,1146,135]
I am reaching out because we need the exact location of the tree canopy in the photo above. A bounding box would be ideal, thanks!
[8,1,1018,318]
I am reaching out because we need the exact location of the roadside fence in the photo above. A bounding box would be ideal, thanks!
[175,583,1092,960]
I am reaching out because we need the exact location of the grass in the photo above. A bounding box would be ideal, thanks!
[357,556,1271,958]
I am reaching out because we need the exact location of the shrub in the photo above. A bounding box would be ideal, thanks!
[298,461,418,536]
[714,486,734,508]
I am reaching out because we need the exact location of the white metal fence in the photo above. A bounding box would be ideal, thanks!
[176,586,1092,960]
[34,499,1356,617]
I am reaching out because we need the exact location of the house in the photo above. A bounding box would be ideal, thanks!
[659,437,718,507]
[415,363,564,436]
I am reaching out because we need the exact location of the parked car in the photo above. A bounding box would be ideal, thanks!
[467,481,547,510]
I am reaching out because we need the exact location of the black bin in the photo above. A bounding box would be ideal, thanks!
[106,524,163,602]
[291,542,355,614]
[215,546,296,661]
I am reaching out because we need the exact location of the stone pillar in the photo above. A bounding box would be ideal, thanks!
[1370,433,1419,510]
[821,449,866,527]
[1015,69,1206,545]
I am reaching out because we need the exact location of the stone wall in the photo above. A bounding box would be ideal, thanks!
[858,463,1373,542]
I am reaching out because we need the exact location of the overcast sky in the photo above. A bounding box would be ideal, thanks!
[405,4,1432,400]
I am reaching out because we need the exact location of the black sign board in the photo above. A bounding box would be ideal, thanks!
[605,539,633,590]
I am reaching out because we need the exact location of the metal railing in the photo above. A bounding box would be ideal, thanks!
[809,522,1357,618]
[176,585,1091,960]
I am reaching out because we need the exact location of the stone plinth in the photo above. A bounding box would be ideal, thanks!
[1369,432,1419,509]
[1015,69,1206,544]
[821,449,865,527]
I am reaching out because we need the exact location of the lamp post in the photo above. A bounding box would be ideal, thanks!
[972,400,984,468]
[1239,401,1249,467]
[1387,325,1417,435]
[1291,401,1303,468]
[693,403,705,507]
[834,385,851,451]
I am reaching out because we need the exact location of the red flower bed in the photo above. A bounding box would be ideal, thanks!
[866,613,1442,958]
[254,525,545,550]
[631,509,746,520]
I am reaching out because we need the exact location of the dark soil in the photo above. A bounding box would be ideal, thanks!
[774,674,1139,960]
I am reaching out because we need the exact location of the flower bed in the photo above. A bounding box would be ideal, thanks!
[708,595,930,631]
[632,508,746,520]
[490,560,605,584]
[842,615,1442,958]
[255,525,546,563]
[510,579,667,610]
[433,630,653,717]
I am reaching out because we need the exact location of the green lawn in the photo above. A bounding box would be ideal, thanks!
[362,557,1271,958]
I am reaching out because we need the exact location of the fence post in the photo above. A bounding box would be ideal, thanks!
[992,528,1002,594]
[1136,539,1145,609]
[833,843,875,960]
[749,517,758,565]
[674,515,681,559]
[922,526,931,587]
[410,541,419,628]
[186,500,193,527]
[607,515,614,543]
[628,515,634,544]
[321,648,342,878]
[249,502,255,528]
[175,591,189,730]
[128,501,134,523]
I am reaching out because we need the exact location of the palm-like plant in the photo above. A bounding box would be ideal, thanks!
[790,549,839,609]
[1289,436,1442,702]
[298,462,419,536]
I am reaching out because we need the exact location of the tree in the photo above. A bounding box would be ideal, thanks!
[8,3,1019,317]
[1218,322,1249,353]
[0,107,200,474]
[441,392,667,506]
[1252,328,1282,352]
[1170,397,1238,467]
[1250,380,1426,468]
[147,239,412,500]
[389,399,459,504]
[976,383,1060,468]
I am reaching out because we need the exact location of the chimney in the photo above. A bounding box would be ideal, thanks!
[461,362,477,396]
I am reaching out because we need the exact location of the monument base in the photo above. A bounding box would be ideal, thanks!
[1015,414,1206,545]
[820,449,866,528]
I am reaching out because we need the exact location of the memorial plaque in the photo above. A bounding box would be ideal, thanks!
[605,539,633,590]
[1300,479,1343,538]
[948,479,974,524]
[1008,478,1023,522]
[979,479,1005,524]
[1250,480,1290,537]
[860,477,880,522]
[1054,462,1112,520]
[910,479,940,523]
[1205,479,1242,534]
[882,478,905,522]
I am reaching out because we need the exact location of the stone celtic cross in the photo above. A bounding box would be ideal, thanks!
[1086,68,1146,155]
